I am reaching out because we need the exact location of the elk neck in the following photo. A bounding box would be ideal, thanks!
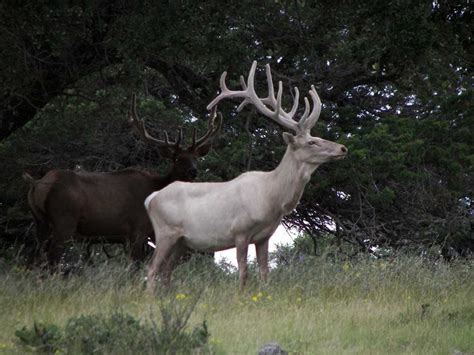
[268,145,320,214]
[151,169,178,191]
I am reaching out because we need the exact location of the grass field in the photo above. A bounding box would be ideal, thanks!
[0,255,472,354]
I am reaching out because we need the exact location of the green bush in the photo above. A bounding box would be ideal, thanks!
[15,323,62,353]
[15,310,210,354]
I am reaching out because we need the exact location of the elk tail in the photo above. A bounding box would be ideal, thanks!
[23,172,48,225]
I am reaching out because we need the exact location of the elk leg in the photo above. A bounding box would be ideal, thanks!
[235,236,250,291]
[48,217,77,269]
[130,237,146,263]
[160,239,186,287]
[47,238,64,268]
[255,238,270,284]
[36,220,50,250]
[28,218,51,266]
[147,232,180,292]
[102,244,116,259]
[84,241,94,264]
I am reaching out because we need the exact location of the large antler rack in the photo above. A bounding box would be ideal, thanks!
[207,61,321,135]
[128,94,221,151]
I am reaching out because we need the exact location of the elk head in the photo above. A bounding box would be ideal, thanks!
[129,94,222,181]
[207,61,347,166]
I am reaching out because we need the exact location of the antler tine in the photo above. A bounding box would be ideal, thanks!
[194,106,222,148]
[298,85,321,131]
[190,127,197,148]
[236,75,251,112]
[288,87,300,117]
[206,72,232,110]
[128,93,135,122]
[128,93,138,124]
[128,94,166,145]
[261,64,277,108]
[174,129,183,148]
[275,81,283,120]
[300,97,310,122]
[162,131,170,145]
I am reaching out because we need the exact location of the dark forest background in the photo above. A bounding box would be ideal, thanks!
[0,0,472,263]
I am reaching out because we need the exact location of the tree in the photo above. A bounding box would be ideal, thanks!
[1,0,472,260]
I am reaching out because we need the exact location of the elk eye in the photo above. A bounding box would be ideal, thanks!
[308,141,319,146]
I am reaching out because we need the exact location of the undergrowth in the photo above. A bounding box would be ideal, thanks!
[0,254,472,354]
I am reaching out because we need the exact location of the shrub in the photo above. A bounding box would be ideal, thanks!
[15,310,211,354]
[15,323,62,353]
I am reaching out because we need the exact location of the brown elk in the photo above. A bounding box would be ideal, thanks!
[23,95,222,267]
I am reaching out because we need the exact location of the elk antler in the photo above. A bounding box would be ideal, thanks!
[188,106,222,150]
[206,61,321,134]
[128,93,183,148]
[128,94,221,151]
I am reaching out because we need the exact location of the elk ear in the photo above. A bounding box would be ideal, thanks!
[282,132,296,145]
[194,142,213,157]
[157,146,175,159]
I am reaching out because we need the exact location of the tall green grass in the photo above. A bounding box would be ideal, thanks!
[0,255,472,354]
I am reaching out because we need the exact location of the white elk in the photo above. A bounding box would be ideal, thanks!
[145,61,348,291]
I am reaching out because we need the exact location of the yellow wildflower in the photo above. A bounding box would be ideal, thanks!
[0,343,12,350]
[210,337,222,345]
[175,293,187,300]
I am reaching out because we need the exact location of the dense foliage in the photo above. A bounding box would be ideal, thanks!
[0,1,472,260]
